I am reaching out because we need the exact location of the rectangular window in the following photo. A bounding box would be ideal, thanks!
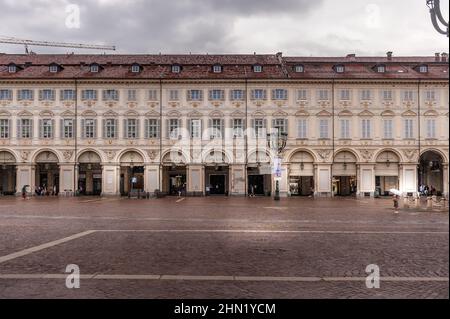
[127,89,137,101]
[340,119,350,139]
[19,119,33,139]
[61,89,76,101]
[230,90,245,101]
[403,90,414,102]
[426,119,436,138]
[254,119,265,138]
[145,119,160,139]
[251,89,267,100]
[148,90,158,101]
[103,90,119,101]
[211,119,223,139]
[83,119,96,139]
[319,119,329,139]
[39,89,55,101]
[18,89,34,101]
[81,90,97,101]
[190,119,202,139]
[272,119,287,134]
[361,119,371,139]
[340,90,350,101]
[360,90,371,101]
[0,119,9,139]
[297,89,308,101]
[318,90,329,101]
[104,119,117,139]
[209,89,225,101]
[272,89,288,100]
[382,90,393,101]
[63,119,74,139]
[0,89,13,100]
[297,119,307,139]
[169,119,180,139]
[40,119,53,139]
[232,119,244,138]
[169,90,179,101]
[383,119,393,139]
[404,119,414,139]
[125,119,138,139]
[187,90,203,101]
[425,90,436,101]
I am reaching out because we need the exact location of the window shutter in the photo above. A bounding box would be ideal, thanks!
[221,119,225,139]
[101,119,106,139]
[38,90,43,101]
[123,119,127,139]
[102,90,107,101]
[263,119,267,128]
[60,119,65,139]
[39,119,43,139]
[285,119,289,135]
[187,119,192,138]
[272,119,276,131]
[199,90,203,101]
[156,119,161,139]
[250,119,255,138]
[93,119,97,139]
[166,119,170,139]
[51,120,55,138]
[17,119,21,139]
[136,119,140,139]
[144,119,149,139]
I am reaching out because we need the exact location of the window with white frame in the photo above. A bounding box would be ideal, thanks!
[376,65,386,73]
[90,64,99,73]
[297,89,308,101]
[127,89,137,101]
[82,119,96,139]
[272,89,288,100]
[169,119,181,139]
[190,119,202,139]
[8,65,17,73]
[254,119,265,138]
[103,119,117,139]
[272,118,287,134]
[81,90,97,101]
[212,65,222,73]
[148,89,158,101]
[297,119,307,139]
[426,119,436,138]
[40,119,53,139]
[49,65,59,73]
[361,119,371,139]
[103,89,119,101]
[131,64,141,73]
[383,119,393,139]
[318,89,329,101]
[145,119,160,138]
[18,89,34,101]
[62,119,74,139]
[360,90,372,101]
[187,90,203,101]
[0,119,9,139]
[402,90,414,102]
[210,119,223,139]
[319,119,329,139]
[418,65,428,73]
[232,119,244,138]
[382,90,393,101]
[425,90,436,101]
[340,119,350,139]
[253,65,263,73]
[171,65,181,73]
[294,65,304,73]
[39,89,55,101]
[335,65,345,73]
[209,89,225,101]
[19,119,33,139]
[169,90,179,101]
[0,89,12,100]
[125,119,138,139]
[404,118,414,139]
[230,89,245,101]
[251,89,266,100]
[61,89,76,101]
[340,90,350,101]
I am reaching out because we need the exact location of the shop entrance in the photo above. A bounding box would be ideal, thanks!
[375,176,398,196]
[248,175,265,196]
[0,151,16,195]
[333,176,356,196]
[289,176,314,196]
[418,151,444,196]
[35,151,60,196]
[209,174,226,195]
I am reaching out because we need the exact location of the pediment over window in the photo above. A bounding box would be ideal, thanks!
[380,110,396,117]
[338,110,353,117]
[103,110,119,117]
[166,110,182,117]
[358,110,375,117]
[124,110,140,117]
[316,110,332,117]
[401,110,417,117]
[295,110,310,117]
[209,110,224,118]
[251,111,267,118]
[39,110,54,117]
[272,110,289,117]
[81,110,97,117]
[423,110,439,116]
[187,110,203,118]
[60,110,75,117]
[0,110,12,117]
[17,110,33,117]
[144,110,160,117]
[230,110,245,118]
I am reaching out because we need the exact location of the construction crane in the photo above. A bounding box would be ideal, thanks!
[0,36,116,54]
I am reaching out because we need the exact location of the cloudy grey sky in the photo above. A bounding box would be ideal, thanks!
[0,0,448,56]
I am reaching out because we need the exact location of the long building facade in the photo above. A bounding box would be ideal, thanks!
[0,52,448,198]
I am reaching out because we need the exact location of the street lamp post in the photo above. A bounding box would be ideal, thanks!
[267,130,288,201]
[427,0,449,37]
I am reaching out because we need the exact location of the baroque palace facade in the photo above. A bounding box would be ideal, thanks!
[0,52,448,198]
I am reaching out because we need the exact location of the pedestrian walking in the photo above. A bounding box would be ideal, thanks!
[393,194,399,214]
[21,185,27,199]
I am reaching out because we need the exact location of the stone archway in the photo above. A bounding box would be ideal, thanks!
[289,151,315,196]
[35,150,60,195]
[119,151,145,196]
[0,151,17,195]
[333,151,357,196]
[419,150,444,195]
[375,151,400,196]
[78,151,102,196]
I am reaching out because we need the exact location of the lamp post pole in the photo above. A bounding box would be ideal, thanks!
[267,131,288,201]
[426,0,449,37]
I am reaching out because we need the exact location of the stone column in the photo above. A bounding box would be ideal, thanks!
[15,164,33,195]
[187,164,204,196]
[59,164,75,195]
[358,164,375,197]
[145,164,160,194]
[102,164,119,196]
[229,164,246,196]
[442,163,448,199]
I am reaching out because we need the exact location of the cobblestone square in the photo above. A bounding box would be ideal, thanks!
[0,196,448,299]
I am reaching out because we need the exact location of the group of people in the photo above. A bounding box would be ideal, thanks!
[418,184,437,196]
[35,185,58,197]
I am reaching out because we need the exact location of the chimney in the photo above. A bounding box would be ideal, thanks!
[346,53,356,61]
[386,51,393,61]
[435,53,441,61]
[441,52,448,62]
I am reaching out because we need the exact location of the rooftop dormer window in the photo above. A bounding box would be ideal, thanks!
[418,65,428,73]
[7,64,17,73]
[334,65,345,73]
[376,65,386,73]
[49,64,60,73]
[294,65,304,73]
[90,64,100,73]
[212,64,223,73]
[253,64,263,73]
[131,64,141,73]
[171,65,181,73]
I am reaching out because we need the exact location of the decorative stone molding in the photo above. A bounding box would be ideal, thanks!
[316,149,332,162]
[147,150,158,161]
[62,150,74,161]
[20,151,30,162]
[359,149,375,162]
[104,150,117,161]
[402,149,418,162]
